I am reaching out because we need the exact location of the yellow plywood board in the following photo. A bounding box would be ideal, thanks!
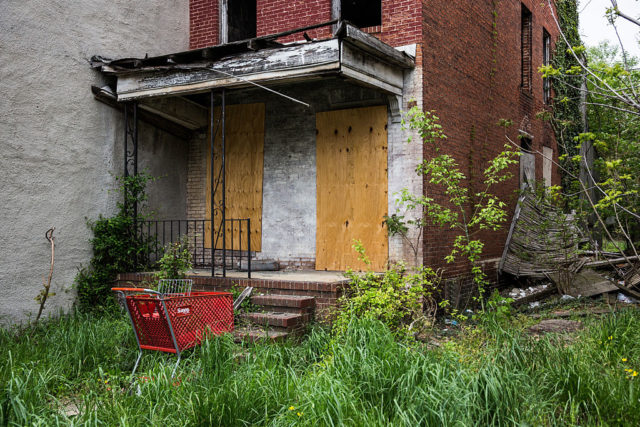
[316,105,388,271]
[206,103,264,251]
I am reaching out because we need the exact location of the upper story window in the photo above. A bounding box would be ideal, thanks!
[543,29,551,103]
[521,4,532,93]
[221,0,256,43]
[340,0,381,29]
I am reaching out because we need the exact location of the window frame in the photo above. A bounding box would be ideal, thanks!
[543,29,551,104]
[521,4,533,93]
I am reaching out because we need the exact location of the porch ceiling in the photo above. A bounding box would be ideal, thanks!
[92,22,415,101]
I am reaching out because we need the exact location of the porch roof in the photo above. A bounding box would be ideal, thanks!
[91,21,415,101]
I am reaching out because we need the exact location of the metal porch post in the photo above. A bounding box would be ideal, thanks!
[123,102,139,256]
[210,91,215,277]
[221,88,227,278]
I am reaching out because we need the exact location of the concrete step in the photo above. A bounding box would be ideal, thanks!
[233,327,289,343]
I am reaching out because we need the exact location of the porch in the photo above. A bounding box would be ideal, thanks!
[93,21,422,279]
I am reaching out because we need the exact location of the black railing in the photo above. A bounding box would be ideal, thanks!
[139,219,252,278]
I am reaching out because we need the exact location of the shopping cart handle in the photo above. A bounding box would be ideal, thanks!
[111,287,156,293]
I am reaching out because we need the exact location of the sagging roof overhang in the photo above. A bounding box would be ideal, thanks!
[91,22,415,102]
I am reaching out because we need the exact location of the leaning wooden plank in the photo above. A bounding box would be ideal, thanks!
[584,255,640,268]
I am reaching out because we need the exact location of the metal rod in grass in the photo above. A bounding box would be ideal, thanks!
[35,228,55,323]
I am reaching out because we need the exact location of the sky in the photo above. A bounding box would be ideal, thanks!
[579,0,640,59]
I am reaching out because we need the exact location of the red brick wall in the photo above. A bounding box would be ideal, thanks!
[190,0,219,49]
[421,0,560,277]
[256,0,332,43]
[190,0,422,49]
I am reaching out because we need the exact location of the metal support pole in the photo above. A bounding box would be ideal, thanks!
[222,88,227,277]
[247,218,251,279]
[210,90,215,277]
[133,102,138,238]
[123,105,129,214]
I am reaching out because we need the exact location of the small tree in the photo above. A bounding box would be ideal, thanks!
[394,108,519,308]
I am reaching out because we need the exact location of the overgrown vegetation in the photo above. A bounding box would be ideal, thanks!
[155,238,193,281]
[75,173,155,311]
[546,0,584,194]
[539,0,640,294]
[334,245,441,340]
[2,308,640,425]
[393,108,519,305]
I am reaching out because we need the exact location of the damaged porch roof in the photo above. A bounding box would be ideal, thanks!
[91,21,415,101]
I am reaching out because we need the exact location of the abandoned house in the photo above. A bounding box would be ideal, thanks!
[0,0,560,323]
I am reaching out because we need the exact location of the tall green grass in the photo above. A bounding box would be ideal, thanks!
[1,309,640,425]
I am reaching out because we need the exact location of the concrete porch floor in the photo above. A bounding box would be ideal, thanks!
[189,269,348,283]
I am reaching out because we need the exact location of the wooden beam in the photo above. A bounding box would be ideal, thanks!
[92,86,194,140]
[340,43,404,95]
[139,96,208,130]
[116,40,341,100]
[343,24,414,69]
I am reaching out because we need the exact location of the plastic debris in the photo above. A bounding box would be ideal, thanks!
[617,293,638,304]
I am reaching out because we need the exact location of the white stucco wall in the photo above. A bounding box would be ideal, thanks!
[0,0,189,324]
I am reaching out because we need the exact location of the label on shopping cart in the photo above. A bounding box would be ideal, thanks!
[174,305,192,317]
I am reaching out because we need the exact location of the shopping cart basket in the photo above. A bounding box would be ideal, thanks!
[112,280,233,377]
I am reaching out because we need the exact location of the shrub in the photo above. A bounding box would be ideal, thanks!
[334,262,441,339]
[155,238,192,281]
[75,173,155,311]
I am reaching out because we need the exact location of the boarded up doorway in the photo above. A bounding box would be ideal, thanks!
[316,105,388,271]
[205,103,264,252]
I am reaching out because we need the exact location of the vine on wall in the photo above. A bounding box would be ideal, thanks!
[548,0,584,194]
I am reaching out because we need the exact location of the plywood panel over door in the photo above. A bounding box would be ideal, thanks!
[206,103,264,251]
[316,105,388,271]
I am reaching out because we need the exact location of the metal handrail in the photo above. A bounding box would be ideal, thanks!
[138,218,252,278]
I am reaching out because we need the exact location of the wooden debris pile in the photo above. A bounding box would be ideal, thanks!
[500,192,640,302]
[499,193,586,278]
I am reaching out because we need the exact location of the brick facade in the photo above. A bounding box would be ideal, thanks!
[190,0,422,49]
[188,0,560,281]
[420,0,560,277]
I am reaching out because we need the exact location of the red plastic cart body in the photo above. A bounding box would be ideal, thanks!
[113,287,233,376]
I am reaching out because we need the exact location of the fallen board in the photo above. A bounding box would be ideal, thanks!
[548,269,617,297]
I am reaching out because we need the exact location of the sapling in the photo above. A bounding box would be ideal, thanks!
[396,107,520,309]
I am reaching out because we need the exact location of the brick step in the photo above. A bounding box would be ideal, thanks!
[250,294,315,316]
[241,312,303,330]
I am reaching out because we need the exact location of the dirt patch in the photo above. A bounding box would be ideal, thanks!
[528,319,584,335]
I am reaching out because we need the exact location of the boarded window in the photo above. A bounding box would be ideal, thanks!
[340,0,381,28]
[543,146,553,187]
[520,136,535,189]
[521,5,532,92]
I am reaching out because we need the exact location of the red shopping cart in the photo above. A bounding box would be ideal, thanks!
[112,279,233,377]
